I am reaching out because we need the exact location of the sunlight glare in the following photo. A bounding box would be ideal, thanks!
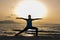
[14,0,47,19]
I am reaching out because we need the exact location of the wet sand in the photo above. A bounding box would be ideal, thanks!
[0,34,60,40]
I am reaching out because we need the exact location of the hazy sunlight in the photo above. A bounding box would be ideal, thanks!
[14,0,47,19]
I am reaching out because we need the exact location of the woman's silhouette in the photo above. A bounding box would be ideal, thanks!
[15,15,42,36]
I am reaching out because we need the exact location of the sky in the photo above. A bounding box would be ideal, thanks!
[0,0,60,24]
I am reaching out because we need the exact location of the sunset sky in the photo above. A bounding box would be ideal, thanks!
[0,0,60,24]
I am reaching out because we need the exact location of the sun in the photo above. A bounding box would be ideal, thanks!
[14,0,47,19]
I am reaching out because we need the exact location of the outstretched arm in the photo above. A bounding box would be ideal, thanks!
[32,18,42,20]
[16,17,27,20]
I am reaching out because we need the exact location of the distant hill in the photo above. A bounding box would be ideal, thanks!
[0,20,18,24]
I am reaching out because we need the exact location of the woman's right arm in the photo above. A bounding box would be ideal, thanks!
[16,17,27,20]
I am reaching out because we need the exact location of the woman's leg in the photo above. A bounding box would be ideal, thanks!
[15,27,28,36]
[31,27,38,36]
